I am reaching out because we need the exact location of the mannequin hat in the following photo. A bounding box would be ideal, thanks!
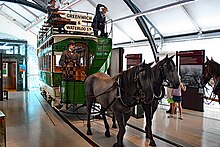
[67,40,75,46]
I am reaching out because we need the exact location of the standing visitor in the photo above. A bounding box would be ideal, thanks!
[168,77,186,120]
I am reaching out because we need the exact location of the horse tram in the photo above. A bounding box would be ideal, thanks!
[37,8,182,147]
[37,9,112,109]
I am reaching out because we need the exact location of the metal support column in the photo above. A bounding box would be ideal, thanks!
[123,0,158,62]
[0,53,2,101]
[25,43,28,90]
[0,0,47,13]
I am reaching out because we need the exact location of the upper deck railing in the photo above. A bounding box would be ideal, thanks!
[37,10,94,48]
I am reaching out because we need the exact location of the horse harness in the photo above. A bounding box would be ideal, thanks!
[116,67,152,107]
[151,65,167,100]
[87,67,152,110]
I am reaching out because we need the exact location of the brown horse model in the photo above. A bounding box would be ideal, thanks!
[85,61,154,147]
[201,57,220,103]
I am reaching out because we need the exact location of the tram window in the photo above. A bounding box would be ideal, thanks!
[43,52,52,72]
[53,54,61,72]
[48,53,52,72]
[55,55,61,66]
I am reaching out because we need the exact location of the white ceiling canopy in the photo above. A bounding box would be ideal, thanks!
[0,0,219,48]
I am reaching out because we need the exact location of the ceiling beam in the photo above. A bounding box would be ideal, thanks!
[32,0,47,8]
[0,11,25,29]
[114,0,197,23]
[180,5,201,33]
[0,0,47,13]
[4,4,32,23]
[19,4,39,18]
[25,14,45,31]
[114,29,220,47]
[124,0,158,61]
[133,4,163,38]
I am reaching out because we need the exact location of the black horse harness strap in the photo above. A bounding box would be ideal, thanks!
[133,68,147,104]
[153,86,165,100]
[117,67,150,107]
[150,65,167,100]
[116,75,137,107]
[88,81,119,115]
[86,81,118,99]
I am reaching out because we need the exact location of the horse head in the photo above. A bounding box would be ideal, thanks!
[200,56,220,87]
[135,61,154,104]
[158,54,180,88]
[201,57,212,87]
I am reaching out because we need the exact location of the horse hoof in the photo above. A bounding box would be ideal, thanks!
[105,132,111,138]
[112,124,117,128]
[149,141,156,147]
[87,130,93,135]
[113,143,123,147]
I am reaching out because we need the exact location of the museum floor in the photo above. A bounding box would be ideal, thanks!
[1,90,220,147]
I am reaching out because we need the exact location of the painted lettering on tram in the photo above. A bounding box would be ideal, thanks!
[64,24,93,33]
[66,13,93,21]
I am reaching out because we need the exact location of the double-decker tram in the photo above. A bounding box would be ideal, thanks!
[37,9,112,108]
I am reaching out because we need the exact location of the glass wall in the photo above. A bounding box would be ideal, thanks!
[27,45,39,90]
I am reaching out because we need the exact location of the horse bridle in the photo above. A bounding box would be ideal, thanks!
[159,65,166,81]
[158,64,175,87]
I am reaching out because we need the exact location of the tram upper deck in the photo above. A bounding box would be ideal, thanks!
[37,10,96,48]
